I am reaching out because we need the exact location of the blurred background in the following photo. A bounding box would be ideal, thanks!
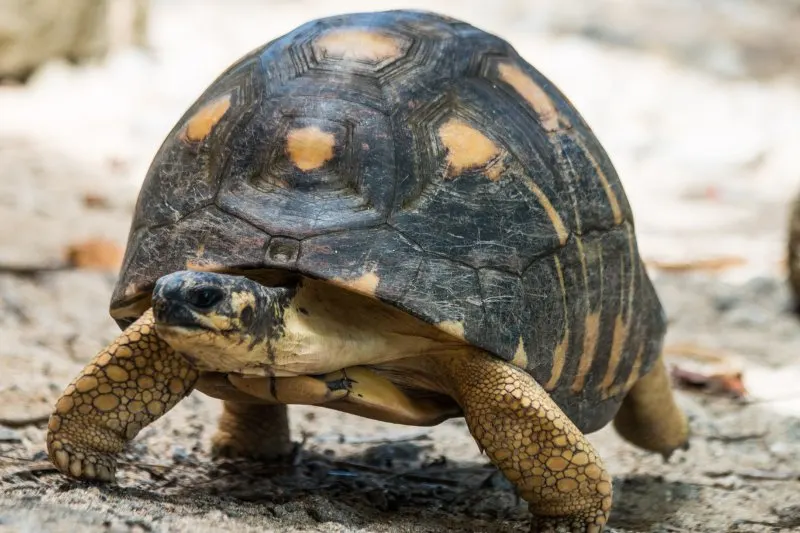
[1,1,799,532]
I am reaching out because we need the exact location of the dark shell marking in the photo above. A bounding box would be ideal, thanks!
[111,10,665,433]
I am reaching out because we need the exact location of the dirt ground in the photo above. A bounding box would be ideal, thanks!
[1,1,799,532]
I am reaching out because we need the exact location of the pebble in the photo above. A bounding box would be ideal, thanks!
[0,425,21,443]
[170,445,190,464]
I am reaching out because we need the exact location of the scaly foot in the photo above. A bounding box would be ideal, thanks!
[47,310,198,481]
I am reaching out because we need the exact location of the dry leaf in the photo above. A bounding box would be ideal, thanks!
[65,238,123,272]
[665,343,748,398]
[82,193,111,209]
[670,365,748,399]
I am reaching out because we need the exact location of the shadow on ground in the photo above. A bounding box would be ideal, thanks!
[3,441,700,533]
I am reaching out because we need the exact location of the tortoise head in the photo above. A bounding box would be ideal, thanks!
[151,270,295,370]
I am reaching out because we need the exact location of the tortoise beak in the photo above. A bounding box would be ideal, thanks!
[152,297,203,330]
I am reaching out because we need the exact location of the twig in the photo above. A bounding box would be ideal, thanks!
[645,256,746,273]
[0,264,69,276]
[704,469,800,481]
[0,453,37,464]
[388,470,461,487]
[122,461,174,480]
[737,469,800,481]
[664,343,732,362]
[311,430,431,445]
[743,393,800,405]
[0,453,182,480]
[0,414,50,428]
[0,454,57,482]
[701,431,768,443]
[328,459,461,487]
[728,519,778,530]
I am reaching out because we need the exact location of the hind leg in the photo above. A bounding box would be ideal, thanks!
[194,374,293,460]
[211,402,293,460]
[435,350,612,533]
[196,372,346,461]
[613,356,689,459]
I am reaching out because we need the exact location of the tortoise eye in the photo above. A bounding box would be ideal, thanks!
[187,286,224,309]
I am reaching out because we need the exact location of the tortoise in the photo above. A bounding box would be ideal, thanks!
[46,9,689,532]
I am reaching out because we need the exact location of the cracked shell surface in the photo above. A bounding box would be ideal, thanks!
[110,9,665,433]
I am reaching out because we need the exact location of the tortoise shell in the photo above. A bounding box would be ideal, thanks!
[110,10,666,433]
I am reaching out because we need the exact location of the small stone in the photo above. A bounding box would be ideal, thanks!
[362,442,424,467]
[712,292,739,312]
[0,425,21,443]
[171,445,190,464]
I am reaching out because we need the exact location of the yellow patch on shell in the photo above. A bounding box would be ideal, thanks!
[545,333,569,391]
[601,225,637,396]
[511,337,527,368]
[599,314,630,394]
[572,311,601,393]
[331,271,380,298]
[520,178,569,246]
[437,320,466,341]
[544,256,570,391]
[286,126,336,171]
[315,29,404,63]
[581,141,623,225]
[123,283,138,298]
[180,94,231,143]
[184,260,227,273]
[438,119,505,180]
[622,342,645,392]
[497,63,562,132]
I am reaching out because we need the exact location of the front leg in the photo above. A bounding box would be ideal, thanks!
[435,350,612,533]
[46,310,198,481]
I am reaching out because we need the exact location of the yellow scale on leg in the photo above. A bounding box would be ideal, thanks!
[47,310,198,481]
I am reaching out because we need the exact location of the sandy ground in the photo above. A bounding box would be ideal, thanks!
[1,1,800,532]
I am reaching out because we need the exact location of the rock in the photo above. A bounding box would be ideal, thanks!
[362,442,424,467]
[170,445,191,464]
[0,0,149,81]
[0,425,21,443]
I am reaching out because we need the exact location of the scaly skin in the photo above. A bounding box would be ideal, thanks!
[434,350,612,533]
[46,295,686,533]
[46,310,199,481]
[212,402,294,460]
